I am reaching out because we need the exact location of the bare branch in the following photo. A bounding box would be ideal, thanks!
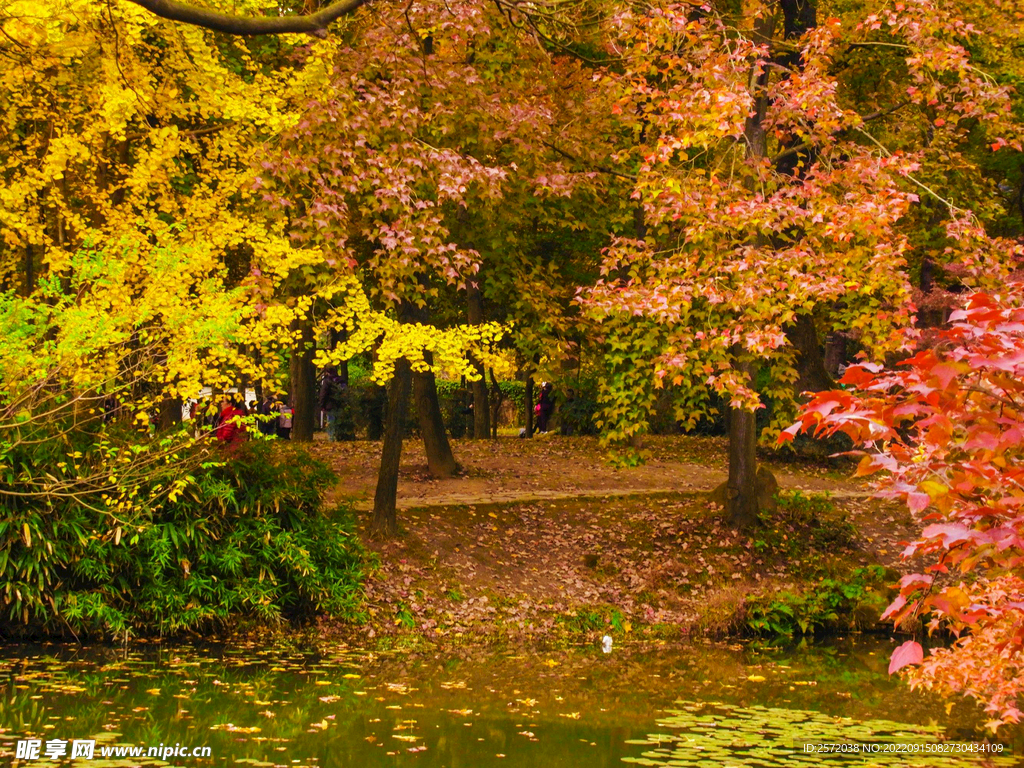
[120,0,372,36]
[541,140,636,181]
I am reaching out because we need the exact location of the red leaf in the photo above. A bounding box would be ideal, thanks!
[930,362,960,390]
[921,523,972,548]
[908,492,931,513]
[889,641,923,675]
[880,595,907,622]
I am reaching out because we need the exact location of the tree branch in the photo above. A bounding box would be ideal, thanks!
[541,140,636,181]
[120,0,372,36]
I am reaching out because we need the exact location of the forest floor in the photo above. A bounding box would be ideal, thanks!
[309,435,918,648]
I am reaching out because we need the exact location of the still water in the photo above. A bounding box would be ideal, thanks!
[0,636,1017,767]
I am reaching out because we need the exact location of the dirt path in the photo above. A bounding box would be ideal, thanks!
[311,434,866,510]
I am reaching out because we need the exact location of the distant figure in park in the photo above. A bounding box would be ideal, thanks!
[259,396,277,437]
[536,381,555,433]
[215,397,246,444]
[277,399,293,440]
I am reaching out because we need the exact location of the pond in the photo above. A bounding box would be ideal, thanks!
[0,635,1018,768]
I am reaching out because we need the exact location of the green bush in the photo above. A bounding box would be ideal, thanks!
[555,378,599,435]
[1,439,367,639]
[745,566,887,637]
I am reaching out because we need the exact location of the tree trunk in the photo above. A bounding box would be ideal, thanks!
[22,243,35,297]
[237,368,249,408]
[726,379,760,529]
[467,279,491,439]
[788,313,832,396]
[722,8,779,528]
[400,301,459,474]
[159,397,182,431]
[488,369,504,439]
[253,347,264,404]
[413,358,458,478]
[372,359,412,537]
[824,333,847,377]
[289,316,317,442]
[524,375,535,437]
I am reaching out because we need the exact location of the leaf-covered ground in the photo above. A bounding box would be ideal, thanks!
[308,436,917,645]
[314,435,862,510]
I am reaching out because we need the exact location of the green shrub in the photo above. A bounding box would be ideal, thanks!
[1,439,367,639]
[555,378,599,435]
[745,566,887,637]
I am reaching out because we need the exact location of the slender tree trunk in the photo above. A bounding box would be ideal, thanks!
[467,279,491,439]
[372,359,412,537]
[22,243,35,297]
[289,316,317,442]
[254,347,264,403]
[237,369,249,407]
[488,369,503,439]
[524,375,535,437]
[413,356,458,478]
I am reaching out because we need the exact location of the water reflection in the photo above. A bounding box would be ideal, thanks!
[0,636,1016,767]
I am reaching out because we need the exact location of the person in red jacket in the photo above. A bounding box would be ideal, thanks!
[215,397,247,444]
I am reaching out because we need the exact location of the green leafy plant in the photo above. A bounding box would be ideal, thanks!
[745,566,888,637]
[1,439,367,639]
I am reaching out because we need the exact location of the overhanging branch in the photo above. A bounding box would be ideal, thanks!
[121,0,372,36]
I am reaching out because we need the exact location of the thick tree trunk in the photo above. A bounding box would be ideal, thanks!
[824,333,847,377]
[289,316,317,442]
[726,382,760,529]
[413,358,458,478]
[372,359,412,537]
[467,279,491,439]
[524,375,535,437]
[788,313,832,396]
[471,375,490,437]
